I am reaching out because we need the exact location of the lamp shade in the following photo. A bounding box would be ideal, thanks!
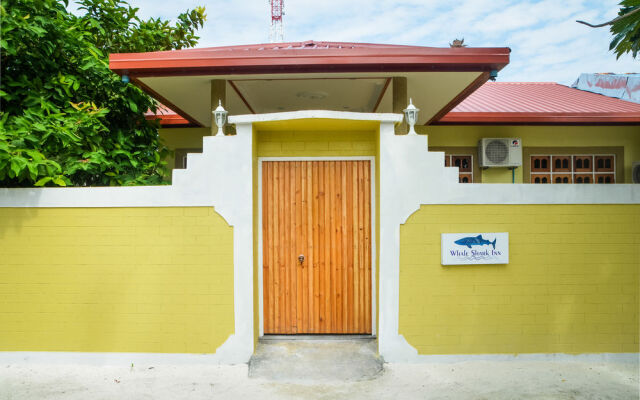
[213,100,228,135]
[403,98,419,135]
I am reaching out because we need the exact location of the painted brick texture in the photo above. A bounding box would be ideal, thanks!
[399,204,640,355]
[0,207,234,353]
[257,131,376,157]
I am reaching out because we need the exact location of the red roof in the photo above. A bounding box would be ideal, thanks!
[437,82,640,124]
[110,40,510,77]
[145,104,193,127]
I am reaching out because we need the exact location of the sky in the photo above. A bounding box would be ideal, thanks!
[80,0,638,85]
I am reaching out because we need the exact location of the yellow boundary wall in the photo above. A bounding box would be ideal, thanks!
[2,115,637,361]
[0,207,234,354]
[400,204,639,355]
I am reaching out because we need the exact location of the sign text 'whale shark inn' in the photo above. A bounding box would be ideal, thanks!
[442,233,509,265]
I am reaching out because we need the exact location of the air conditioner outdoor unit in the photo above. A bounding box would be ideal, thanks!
[632,162,640,183]
[478,138,522,168]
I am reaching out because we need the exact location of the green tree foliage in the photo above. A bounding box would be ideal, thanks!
[0,0,206,186]
[577,1,640,59]
[609,1,640,58]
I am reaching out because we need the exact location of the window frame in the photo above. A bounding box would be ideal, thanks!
[173,148,203,169]
[431,146,481,183]
[523,147,624,184]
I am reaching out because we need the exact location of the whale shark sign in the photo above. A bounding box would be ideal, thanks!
[441,232,509,265]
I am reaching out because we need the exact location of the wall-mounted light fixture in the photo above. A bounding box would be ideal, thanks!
[121,75,130,84]
[403,98,419,135]
[213,100,228,136]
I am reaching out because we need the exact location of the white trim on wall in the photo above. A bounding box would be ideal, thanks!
[0,130,257,365]
[376,121,640,364]
[230,110,402,124]
[2,350,635,366]
[371,352,640,364]
[2,109,640,365]
[257,156,377,337]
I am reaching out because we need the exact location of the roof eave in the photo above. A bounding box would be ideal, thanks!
[109,48,511,77]
[434,112,640,125]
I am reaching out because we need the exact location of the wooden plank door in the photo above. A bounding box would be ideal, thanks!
[262,160,372,334]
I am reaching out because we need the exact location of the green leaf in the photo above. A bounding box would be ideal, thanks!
[10,157,28,178]
[128,99,138,113]
[52,177,67,186]
[34,177,53,186]
[26,163,38,180]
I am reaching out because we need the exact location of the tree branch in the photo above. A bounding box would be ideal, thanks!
[577,7,640,28]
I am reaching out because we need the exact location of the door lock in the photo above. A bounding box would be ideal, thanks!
[298,254,305,264]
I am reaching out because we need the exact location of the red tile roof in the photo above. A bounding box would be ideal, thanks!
[145,104,193,127]
[437,82,640,124]
[109,40,510,77]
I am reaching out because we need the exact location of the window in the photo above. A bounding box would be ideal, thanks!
[530,154,615,184]
[174,148,203,169]
[444,154,473,183]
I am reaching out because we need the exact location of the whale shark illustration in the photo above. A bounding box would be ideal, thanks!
[454,235,497,249]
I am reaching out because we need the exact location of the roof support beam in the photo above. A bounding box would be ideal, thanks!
[372,78,391,113]
[211,79,236,135]
[229,80,256,114]
[392,77,408,135]
[135,77,202,127]
[426,71,490,126]
[211,79,226,135]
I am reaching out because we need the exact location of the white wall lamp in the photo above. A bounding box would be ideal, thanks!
[403,98,419,135]
[213,100,228,135]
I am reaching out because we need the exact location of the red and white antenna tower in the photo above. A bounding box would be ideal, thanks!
[269,0,284,43]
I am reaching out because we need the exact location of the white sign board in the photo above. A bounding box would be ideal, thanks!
[441,232,509,265]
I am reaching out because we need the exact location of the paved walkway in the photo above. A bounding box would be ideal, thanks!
[249,338,383,382]
[1,359,638,399]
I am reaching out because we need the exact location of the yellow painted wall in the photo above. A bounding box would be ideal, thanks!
[161,125,639,182]
[400,204,639,355]
[0,207,234,353]
[160,125,378,159]
[160,128,209,150]
[424,125,640,183]
[256,130,376,157]
[159,128,209,171]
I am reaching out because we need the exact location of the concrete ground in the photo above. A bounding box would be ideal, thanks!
[1,359,638,400]
[249,338,383,381]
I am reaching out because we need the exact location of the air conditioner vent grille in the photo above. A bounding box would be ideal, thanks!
[478,138,522,168]
[485,140,509,164]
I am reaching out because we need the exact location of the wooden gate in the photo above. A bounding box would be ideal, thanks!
[262,160,372,334]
